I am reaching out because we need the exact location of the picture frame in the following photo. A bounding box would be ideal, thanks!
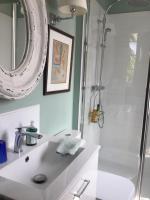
[43,25,74,95]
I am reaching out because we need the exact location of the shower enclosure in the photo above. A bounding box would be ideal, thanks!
[80,0,150,199]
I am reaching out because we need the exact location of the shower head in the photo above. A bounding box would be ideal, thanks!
[128,0,150,7]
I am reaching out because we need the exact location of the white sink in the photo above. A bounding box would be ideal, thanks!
[0,137,99,200]
[0,141,83,190]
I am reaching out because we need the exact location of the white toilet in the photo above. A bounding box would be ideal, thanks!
[81,170,135,200]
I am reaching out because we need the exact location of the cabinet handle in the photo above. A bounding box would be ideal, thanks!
[74,179,90,198]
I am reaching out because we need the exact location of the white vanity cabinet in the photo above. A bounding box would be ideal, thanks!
[58,144,135,200]
[58,146,100,200]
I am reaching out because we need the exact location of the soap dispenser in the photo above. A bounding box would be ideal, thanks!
[26,121,38,146]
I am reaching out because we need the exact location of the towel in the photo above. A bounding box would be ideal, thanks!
[56,136,86,156]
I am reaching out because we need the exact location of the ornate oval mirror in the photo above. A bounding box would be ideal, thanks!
[0,0,48,99]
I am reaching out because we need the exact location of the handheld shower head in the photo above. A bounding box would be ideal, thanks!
[105,28,111,32]
[104,28,111,41]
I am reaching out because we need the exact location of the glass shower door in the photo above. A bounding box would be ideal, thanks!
[81,1,150,199]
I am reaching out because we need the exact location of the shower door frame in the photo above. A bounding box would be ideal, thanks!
[79,0,91,138]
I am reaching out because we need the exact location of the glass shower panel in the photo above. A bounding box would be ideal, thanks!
[82,0,150,188]
[99,12,150,180]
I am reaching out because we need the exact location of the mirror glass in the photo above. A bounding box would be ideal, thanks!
[0,0,27,71]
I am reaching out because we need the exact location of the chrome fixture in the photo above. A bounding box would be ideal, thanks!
[103,28,111,43]
[14,127,43,153]
[91,85,105,92]
[49,0,87,26]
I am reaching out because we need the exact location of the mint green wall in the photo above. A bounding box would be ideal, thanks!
[0,3,83,135]
[72,17,83,129]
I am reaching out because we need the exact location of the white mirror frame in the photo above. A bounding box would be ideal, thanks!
[0,0,48,99]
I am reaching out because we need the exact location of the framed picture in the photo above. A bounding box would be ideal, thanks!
[43,25,74,95]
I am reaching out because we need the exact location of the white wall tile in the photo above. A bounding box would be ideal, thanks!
[83,3,150,173]
[0,105,40,149]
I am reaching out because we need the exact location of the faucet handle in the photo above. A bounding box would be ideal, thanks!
[14,127,24,153]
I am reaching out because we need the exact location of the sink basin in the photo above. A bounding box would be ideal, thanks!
[1,142,83,190]
[0,141,86,200]
[0,131,99,200]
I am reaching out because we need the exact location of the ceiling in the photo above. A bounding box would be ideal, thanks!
[97,0,150,14]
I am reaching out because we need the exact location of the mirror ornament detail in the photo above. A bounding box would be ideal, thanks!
[0,0,48,99]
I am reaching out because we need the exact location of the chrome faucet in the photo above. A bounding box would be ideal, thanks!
[14,127,43,153]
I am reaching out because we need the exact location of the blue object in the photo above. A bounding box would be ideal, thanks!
[0,140,7,164]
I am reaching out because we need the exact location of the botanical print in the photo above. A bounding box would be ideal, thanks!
[51,39,69,84]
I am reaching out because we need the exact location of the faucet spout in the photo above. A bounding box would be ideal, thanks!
[14,128,24,153]
[14,127,43,153]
